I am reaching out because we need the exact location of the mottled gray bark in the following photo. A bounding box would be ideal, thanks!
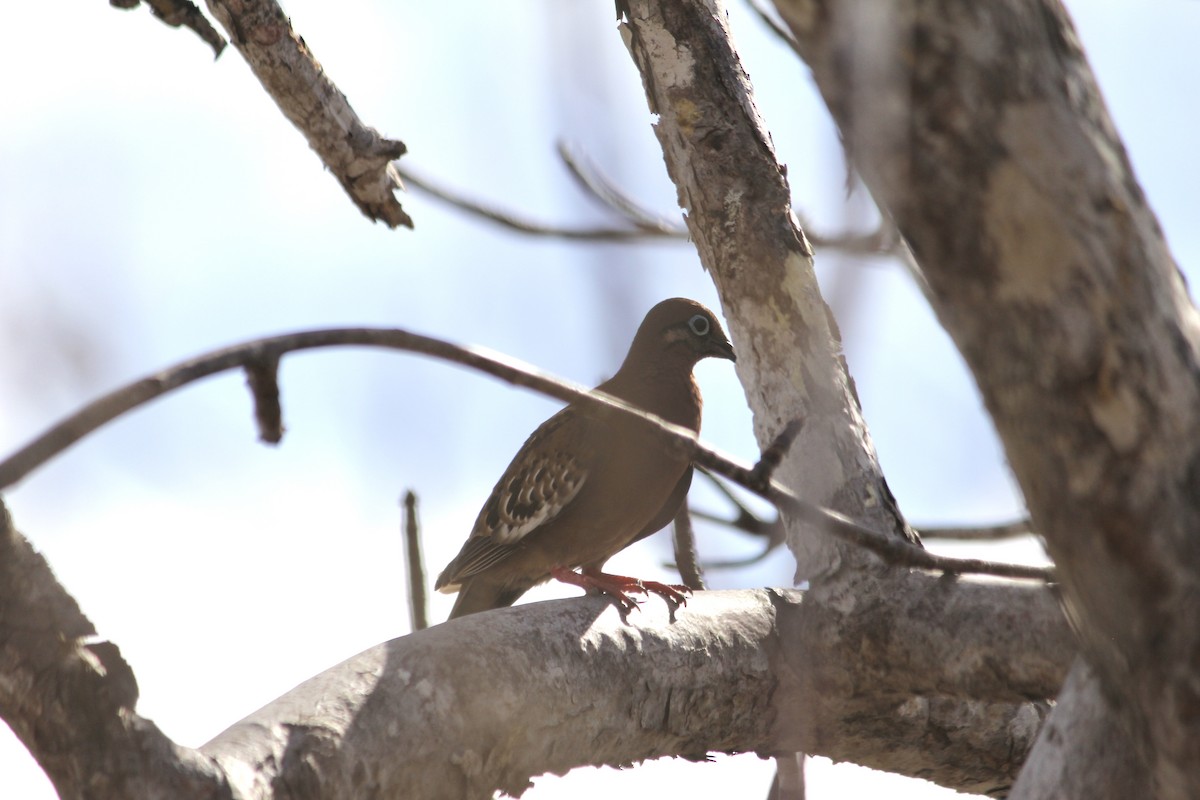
[619,0,916,585]
[775,0,1200,795]
[2,498,1070,798]
[619,0,1068,793]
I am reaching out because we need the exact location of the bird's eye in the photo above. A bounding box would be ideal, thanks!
[687,314,711,336]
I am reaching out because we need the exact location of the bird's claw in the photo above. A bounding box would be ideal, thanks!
[552,567,692,612]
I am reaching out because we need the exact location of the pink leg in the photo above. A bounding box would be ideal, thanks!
[550,566,692,612]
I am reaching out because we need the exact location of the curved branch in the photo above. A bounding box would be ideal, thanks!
[396,164,681,241]
[0,327,1051,582]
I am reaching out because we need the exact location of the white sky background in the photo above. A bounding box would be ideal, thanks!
[1,1,1197,798]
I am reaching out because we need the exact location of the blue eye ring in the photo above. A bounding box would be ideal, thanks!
[687,314,711,336]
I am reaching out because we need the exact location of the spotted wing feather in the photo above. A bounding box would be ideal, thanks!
[435,409,589,591]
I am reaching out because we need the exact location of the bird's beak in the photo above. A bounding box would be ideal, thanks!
[708,337,736,362]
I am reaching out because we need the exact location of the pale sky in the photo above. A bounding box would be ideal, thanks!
[1,1,1196,798]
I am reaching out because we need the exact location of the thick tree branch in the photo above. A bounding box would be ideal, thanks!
[777,0,1200,795]
[3,486,1069,798]
[202,0,410,228]
[0,327,1049,581]
[0,502,230,800]
[619,0,918,589]
[201,579,1068,798]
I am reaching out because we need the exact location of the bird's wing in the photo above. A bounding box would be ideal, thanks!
[435,408,591,590]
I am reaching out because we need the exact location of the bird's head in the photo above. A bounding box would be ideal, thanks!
[632,297,736,368]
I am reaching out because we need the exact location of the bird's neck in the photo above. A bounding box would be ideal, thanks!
[600,360,703,432]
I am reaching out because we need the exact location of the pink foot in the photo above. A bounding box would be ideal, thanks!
[550,567,692,612]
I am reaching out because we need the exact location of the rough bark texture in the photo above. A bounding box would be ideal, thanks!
[0,504,229,800]
[2,498,1071,798]
[203,577,1066,798]
[618,0,1066,791]
[776,0,1200,796]
[204,0,411,228]
[1011,660,1147,797]
[620,0,916,584]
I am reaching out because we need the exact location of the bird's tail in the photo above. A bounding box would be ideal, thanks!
[447,580,524,620]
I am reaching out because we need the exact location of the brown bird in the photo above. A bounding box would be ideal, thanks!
[436,298,736,620]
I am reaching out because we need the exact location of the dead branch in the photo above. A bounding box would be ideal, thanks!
[0,327,1051,582]
[556,141,690,235]
[203,0,410,227]
[919,519,1035,541]
[396,164,678,241]
[402,490,429,631]
[671,504,706,590]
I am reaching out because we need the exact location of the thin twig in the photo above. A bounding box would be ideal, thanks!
[0,326,1054,583]
[395,165,675,242]
[745,0,802,59]
[556,142,688,235]
[671,505,706,590]
[918,519,1035,541]
[402,491,429,631]
[751,418,805,485]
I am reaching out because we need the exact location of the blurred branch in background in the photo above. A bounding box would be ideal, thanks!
[672,505,707,590]
[397,151,903,256]
[684,467,1037,569]
[402,490,429,631]
[395,163,684,242]
[918,519,1035,541]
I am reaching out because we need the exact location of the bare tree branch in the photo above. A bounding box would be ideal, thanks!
[2,488,1070,798]
[400,152,897,254]
[0,327,1051,582]
[919,519,1036,541]
[402,490,429,631]
[396,164,680,241]
[0,502,229,800]
[199,578,1069,798]
[744,0,801,58]
[201,0,410,227]
[111,0,226,57]
[556,141,691,235]
[671,504,706,590]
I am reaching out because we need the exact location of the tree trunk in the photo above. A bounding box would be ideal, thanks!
[776,0,1200,795]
